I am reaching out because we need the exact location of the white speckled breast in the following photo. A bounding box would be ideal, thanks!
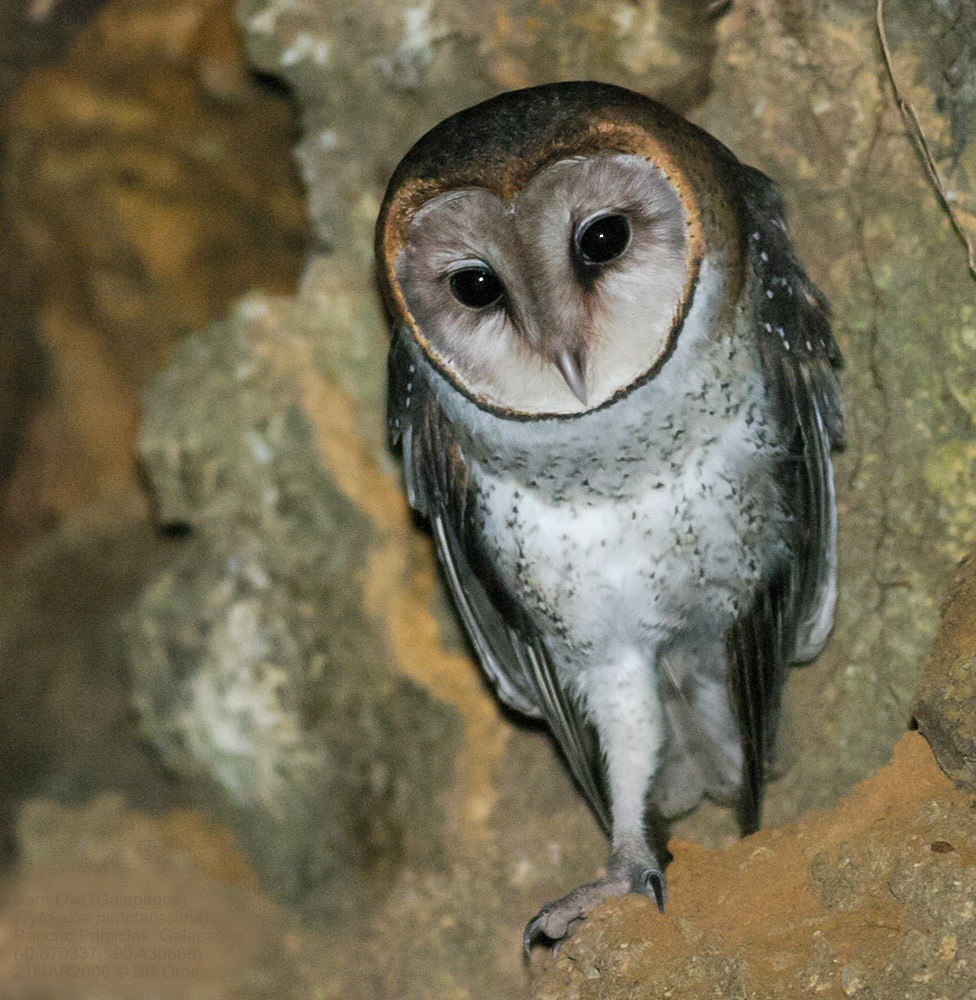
[423,259,791,676]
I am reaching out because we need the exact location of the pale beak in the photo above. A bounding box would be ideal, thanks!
[554,347,588,405]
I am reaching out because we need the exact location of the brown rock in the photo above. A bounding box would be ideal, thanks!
[0,492,187,815]
[916,553,976,791]
[531,733,976,999]
[0,0,306,546]
[239,0,728,251]
[0,226,43,543]
[0,795,305,1000]
[132,299,462,917]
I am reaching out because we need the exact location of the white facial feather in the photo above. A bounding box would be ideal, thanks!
[395,153,689,414]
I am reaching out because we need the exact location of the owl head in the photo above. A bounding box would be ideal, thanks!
[376,82,744,418]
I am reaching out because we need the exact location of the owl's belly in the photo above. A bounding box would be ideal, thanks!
[474,433,785,668]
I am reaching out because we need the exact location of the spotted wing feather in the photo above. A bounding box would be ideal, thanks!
[388,328,612,832]
[727,166,844,834]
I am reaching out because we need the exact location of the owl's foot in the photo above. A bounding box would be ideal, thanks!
[523,850,666,954]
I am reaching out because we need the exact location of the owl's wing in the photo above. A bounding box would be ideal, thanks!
[388,329,612,832]
[727,166,845,834]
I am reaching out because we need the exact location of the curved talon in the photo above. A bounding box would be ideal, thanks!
[643,868,667,912]
[523,914,543,958]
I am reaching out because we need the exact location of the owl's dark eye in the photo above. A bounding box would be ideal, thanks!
[449,266,504,310]
[575,213,631,265]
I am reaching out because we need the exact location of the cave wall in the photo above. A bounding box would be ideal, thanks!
[0,0,309,871]
[0,0,308,552]
[0,0,974,998]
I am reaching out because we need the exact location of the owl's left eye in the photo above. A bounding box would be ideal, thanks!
[575,212,631,266]
[449,266,505,310]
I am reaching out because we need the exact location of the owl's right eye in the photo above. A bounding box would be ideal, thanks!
[449,266,505,310]
[575,212,631,266]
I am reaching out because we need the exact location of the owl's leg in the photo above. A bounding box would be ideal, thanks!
[524,648,666,952]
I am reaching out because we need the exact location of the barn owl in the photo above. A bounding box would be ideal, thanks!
[377,81,844,948]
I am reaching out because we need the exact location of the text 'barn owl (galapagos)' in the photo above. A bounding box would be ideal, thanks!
[377,81,844,949]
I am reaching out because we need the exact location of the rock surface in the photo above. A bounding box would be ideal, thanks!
[0,492,190,875]
[1,0,975,998]
[531,732,976,1000]
[0,0,307,552]
[2,734,973,999]
[239,0,728,253]
[916,553,976,793]
[133,300,461,917]
[684,0,976,836]
[0,795,306,1000]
